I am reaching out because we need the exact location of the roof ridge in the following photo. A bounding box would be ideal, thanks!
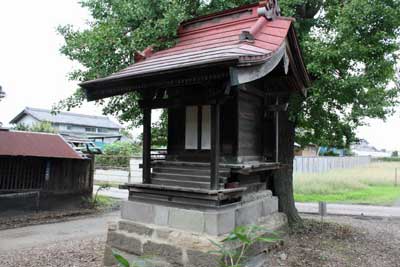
[25,107,111,120]
[11,130,59,136]
[181,3,258,26]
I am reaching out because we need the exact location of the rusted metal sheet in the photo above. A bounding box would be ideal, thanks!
[0,131,83,159]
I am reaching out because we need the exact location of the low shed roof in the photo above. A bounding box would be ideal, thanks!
[0,131,83,159]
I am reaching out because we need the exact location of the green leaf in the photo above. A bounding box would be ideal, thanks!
[112,251,130,267]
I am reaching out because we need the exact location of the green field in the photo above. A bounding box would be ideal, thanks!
[294,162,400,205]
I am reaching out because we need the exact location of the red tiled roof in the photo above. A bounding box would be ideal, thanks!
[0,131,83,159]
[82,3,292,87]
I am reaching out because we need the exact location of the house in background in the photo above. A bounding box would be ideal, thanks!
[10,107,123,143]
[294,143,319,157]
[351,139,392,157]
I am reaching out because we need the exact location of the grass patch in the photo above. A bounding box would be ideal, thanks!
[95,195,117,207]
[295,186,400,205]
[294,162,400,205]
[94,180,121,188]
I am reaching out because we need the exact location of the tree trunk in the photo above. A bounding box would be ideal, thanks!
[273,109,302,226]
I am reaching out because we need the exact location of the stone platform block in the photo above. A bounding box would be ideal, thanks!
[107,231,142,255]
[204,210,235,236]
[121,201,155,223]
[143,240,183,266]
[120,191,279,236]
[168,208,205,233]
[262,196,279,216]
[119,220,154,236]
[103,210,287,267]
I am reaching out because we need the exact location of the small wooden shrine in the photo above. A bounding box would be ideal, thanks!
[81,1,310,209]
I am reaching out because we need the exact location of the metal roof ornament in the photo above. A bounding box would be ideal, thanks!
[257,0,281,20]
[134,46,154,63]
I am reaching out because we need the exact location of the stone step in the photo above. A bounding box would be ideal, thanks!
[152,172,227,183]
[152,177,225,189]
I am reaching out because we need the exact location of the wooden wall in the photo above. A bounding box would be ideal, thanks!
[237,85,264,161]
[165,82,278,163]
[167,96,237,162]
[0,156,93,195]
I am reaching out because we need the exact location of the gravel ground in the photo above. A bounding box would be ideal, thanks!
[0,214,399,267]
[0,236,106,267]
[267,215,400,267]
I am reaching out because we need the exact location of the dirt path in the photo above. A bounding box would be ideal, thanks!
[0,211,118,252]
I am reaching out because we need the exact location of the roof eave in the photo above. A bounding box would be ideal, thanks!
[9,108,42,124]
[82,58,240,101]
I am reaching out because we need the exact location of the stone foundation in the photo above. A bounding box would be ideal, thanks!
[104,190,287,266]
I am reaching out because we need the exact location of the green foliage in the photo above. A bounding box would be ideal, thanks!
[209,224,280,267]
[96,141,141,167]
[137,109,168,147]
[151,110,168,147]
[294,161,400,204]
[83,193,115,209]
[320,150,339,157]
[112,251,152,267]
[13,121,57,134]
[13,123,31,131]
[113,251,130,267]
[30,121,58,133]
[391,151,399,158]
[378,157,400,162]
[92,183,111,207]
[295,185,400,205]
[56,0,400,148]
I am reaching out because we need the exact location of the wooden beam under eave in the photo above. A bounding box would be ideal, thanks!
[139,97,218,109]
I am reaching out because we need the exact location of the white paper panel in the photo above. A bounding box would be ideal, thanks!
[201,105,211,149]
[185,106,198,149]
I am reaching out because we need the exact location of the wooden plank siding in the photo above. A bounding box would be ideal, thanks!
[0,156,92,194]
[237,86,264,160]
[166,96,238,162]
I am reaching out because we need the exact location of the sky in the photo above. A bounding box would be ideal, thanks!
[0,0,399,151]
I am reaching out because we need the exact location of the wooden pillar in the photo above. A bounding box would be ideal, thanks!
[142,106,152,184]
[210,103,220,190]
[274,97,279,162]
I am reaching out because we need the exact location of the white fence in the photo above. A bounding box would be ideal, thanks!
[293,156,371,173]
[94,156,372,183]
[94,157,142,184]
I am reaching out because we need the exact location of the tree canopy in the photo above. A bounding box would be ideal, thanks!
[56,0,400,148]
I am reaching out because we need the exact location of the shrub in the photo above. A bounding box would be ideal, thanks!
[96,141,141,168]
[13,121,57,133]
